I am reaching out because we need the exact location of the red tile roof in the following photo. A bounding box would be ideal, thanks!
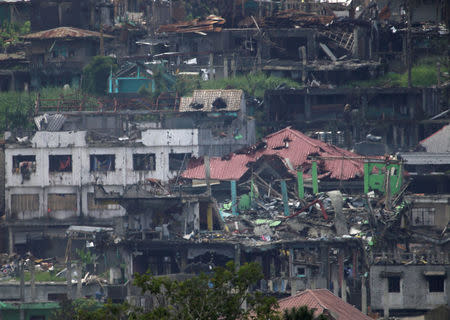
[278,289,372,320]
[182,127,364,181]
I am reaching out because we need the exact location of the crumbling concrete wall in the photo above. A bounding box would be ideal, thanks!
[5,129,200,221]
[370,265,450,312]
[0,282,101,303]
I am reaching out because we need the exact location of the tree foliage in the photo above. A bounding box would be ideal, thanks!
[132,261,279,320]
[82,56,117,95]
[0,21,30,52]
[282,306,329,320]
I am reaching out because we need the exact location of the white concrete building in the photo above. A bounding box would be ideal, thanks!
[5,128,199,222]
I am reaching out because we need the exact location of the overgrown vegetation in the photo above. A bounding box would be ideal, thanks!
[0,21,30,52]
[82,56,118,95]
[51,262,326,320]
[176,72,301,99]
[347,56,449,88]
[14,270,65,282]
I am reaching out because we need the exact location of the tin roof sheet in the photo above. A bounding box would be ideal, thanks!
[420,124,450,153]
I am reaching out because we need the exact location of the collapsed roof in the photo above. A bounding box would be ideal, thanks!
[179,89,243,112]
[182,127,364,181]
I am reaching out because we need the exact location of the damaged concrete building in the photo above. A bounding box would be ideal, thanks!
[2,88,254,255]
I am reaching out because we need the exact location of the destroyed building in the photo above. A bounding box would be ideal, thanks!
[22,26,114,88]
[1,88,254,255]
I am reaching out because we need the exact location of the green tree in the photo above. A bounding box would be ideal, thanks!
[133,261,279,320]
[0,21,30,52]
[82,56,117,95]
[282,306,329,320]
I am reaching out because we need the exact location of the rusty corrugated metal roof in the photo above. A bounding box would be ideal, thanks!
[158,15,225,34]
[22,27,114,40]
[278,289,372,320]
[182,127,364,181]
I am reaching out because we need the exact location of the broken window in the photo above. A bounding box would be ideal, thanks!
[169,153,191,171]
[133,153,156,171]
[388,277,400,293]
[49,155,72,172]
[411,207,435,226]
[48,194,77,212]
[90,154,115,172]
[12,155,36,175]
[428,276,445,292]
[88,193,121,210]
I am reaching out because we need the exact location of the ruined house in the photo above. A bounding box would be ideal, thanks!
[22,26,114,88]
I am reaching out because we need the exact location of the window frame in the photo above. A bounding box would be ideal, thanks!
[133,153,156,171]
[427,276,445,293]
[89,154,116,172]
[49,154,72,173]
[388,276,401,293]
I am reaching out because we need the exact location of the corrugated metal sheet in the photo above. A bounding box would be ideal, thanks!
[278,289,372,320]
[182,127,364,181]
[158,15,225,33]
[23,27,114,40]
[420,124,450,153]
[399,152,450,165]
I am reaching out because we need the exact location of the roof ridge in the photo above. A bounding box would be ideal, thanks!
[308,289,328,311]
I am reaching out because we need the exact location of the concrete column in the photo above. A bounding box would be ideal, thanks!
[66,262,72,300]
[342,278,347,302]
[361,277,367,314]
[383,278,390,318]
[30,262,36,302]
[77,263,83,298]
[223,57,228,79]
[304,94,311,120]
[8,227,14,255]
[231,55,236,77]
[332,266,339,296]
[234,244,241,269]
[209,53,214,80]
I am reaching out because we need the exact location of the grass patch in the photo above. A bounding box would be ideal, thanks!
[200,72,302,99]
[347,57,449,88]
[14,270,65,282]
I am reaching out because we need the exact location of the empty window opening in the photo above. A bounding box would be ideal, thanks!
[88,193,121,210]
[388,277,400,293]
[49,155,72,172]
[90,154,115,172]
[169,153,191,171]
[412,207,435,226]
[12,155,36,179]
[428,276,444,292]
[133,153,156,171]
[48,194,77,212]
[212,97,227,109]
